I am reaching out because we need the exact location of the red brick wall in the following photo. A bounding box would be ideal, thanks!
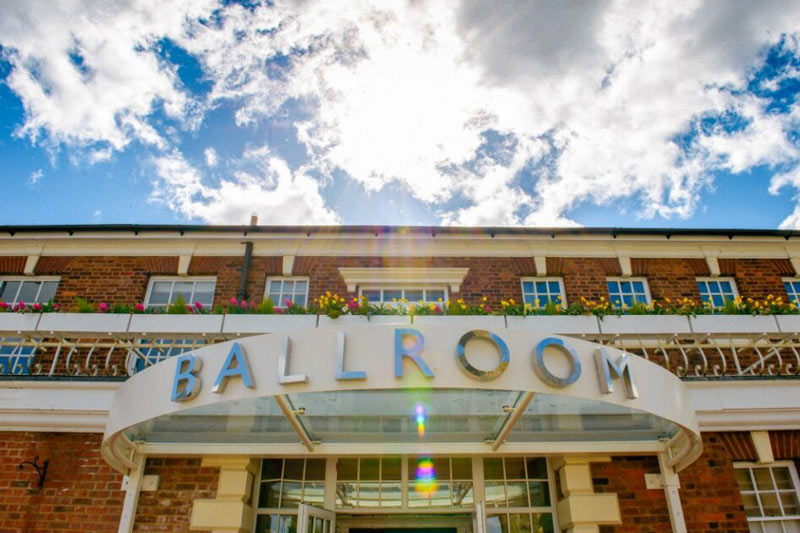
[0,432,124,532]
[725,259,788,300]
[592,456,671,532]
[133,458,217,533]
[678,433,750,532]
[547,257,619,304]
[51,256,178,308]
[633,258,704,302]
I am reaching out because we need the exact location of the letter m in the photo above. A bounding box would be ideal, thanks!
[594,347,638,399]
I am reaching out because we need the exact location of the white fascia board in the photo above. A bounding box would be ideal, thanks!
[689,380,800,431]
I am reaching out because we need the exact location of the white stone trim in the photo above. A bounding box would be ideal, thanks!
[338,267,469,293]
[617,256,632,277]
[534,256,547,276]
[751,431,775,464]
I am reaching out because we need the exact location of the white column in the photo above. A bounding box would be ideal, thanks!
[658,452,687,533]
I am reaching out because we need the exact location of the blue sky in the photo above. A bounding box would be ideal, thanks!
[2,1,800,228]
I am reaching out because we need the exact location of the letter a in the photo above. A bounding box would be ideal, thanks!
[212,342,255,394]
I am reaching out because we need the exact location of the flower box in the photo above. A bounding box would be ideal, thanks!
[318,315,369,328]
[598,315,691,335]
[506,315,600,335]
[411,315,506,330]
[37,313,131,335]
[773,315,800,333]
[689,315,780,334]
[128,314,224,335]
[0,313,42,333]
[223,314,318,334]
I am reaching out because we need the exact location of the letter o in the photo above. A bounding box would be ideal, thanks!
[456,330,510,381]
[533,337,581,387]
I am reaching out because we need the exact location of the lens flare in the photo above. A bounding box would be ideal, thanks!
[414,403,426,436]
[415,457,438,494]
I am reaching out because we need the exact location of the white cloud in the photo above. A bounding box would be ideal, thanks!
[0,0,215,152]
[203,147,218,167]
[150,149,339,225]
[28,169,43,185]
[4,1,800,226]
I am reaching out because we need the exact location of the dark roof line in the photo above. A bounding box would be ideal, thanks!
[0,224,798,239]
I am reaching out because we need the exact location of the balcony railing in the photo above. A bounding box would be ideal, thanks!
[1,313,799,380]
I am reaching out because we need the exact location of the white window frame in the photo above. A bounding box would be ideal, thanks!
[266,276,310,308]
[0,276,60,304]
[696,277,739,307]
[143,276,216,309]
[783,278,800,305]
[734,461,800,531]
[606,277,651,307]
[520,278,566,307]
[358,285,449,307]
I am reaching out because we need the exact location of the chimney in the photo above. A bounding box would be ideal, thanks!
[249,213,258,226]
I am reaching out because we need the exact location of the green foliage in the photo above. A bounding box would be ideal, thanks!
[74,297,96,313]
[166,293,190,314]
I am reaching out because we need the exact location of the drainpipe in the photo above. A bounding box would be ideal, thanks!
[236,214,258,302]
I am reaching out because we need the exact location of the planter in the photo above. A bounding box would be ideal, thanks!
[38,313,131,335]
[318,315,369,328]
[689,315,780,334]
[223,314,317,334]
[410,315,506,330]
[128,314,224,335]
[364,315,412,326]
[0,313,42,333]
[773,315,800,333]
[598,315,691,335]
[506,315,600,335]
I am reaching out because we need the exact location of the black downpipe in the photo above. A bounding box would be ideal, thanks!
[237,241,254,302]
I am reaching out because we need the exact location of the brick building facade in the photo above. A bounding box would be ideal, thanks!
[0,225,799,533]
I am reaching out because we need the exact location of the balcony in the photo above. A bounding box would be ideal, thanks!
[0,313,799,380]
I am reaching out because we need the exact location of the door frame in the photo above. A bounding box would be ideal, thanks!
[337,513,472,533]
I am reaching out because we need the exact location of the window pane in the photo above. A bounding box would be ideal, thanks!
[363,290,380,301]
[305,459,326,481]
[172,281,194,303]
[360,458,380,481]
[283,459,304,480]
[381,482,403,508]
[633,281,645,293]
[781,491,800,515]
[430,482,451,507]
[484,458,505,480]
[741,492,761,517]
[506,482,528,507]
[338,459,358,480]
[304,482,325,505]
[262,459,283,479]
[451,457,472,479]
[294,294,307,306]
[0,281,20,302]
[773,467,793,490]
[382,457,401,481]
[528,481,550,506]
[548,281,560,293]
[405,290,423,301]
[508,513,532,533]
[522,282,533,293]
[270,280,282,293]
[280,481,303,508]
[760,492,781,517]
[505,458,526,479]
[255,514,275,533]
[148,281,171,305]
[735,469,754,491]
[294,280,308,294]
[720,281,732,292]
[754,469,774,491]
[193,282,215,306]
[620,281,631,293]
[535,282,547,293]
[452,482,473,507]
[526,458,548,480]
[486,514,509,533]
[533,513,554,533]
[429,290,445,301]
[259,481,281,508]
[336,481,357,508]
[17,281,40,303]
[384,290,402,301]
[485,481,507,507]
[279,514,298,533]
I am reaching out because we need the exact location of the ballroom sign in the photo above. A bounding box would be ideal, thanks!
[170,328,638,402]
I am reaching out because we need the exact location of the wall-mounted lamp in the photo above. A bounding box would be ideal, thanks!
[18,456,49,489]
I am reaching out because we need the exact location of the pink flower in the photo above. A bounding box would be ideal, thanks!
[275,307,285,314]
[434,304,442,314]
[484,304,491,313]
[194,302,204,310]
[240,300,248,309]
[32,303,42,312]
[53,303,60,311]
[230,297,238,306]
[0,301,8,310]
[284,298,293,308]
[16,301,26,311]
[135,303,145,312]
[99,302,109,313]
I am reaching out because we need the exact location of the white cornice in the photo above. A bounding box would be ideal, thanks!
[337,267,470,292]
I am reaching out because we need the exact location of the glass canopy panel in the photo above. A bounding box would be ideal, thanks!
[505,393,679,442]
[122,388,681,445]
[288,388,519,443]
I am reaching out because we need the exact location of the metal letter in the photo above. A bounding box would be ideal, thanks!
[278,336,308,384]
[171,354,202,402]
[335,331,366,380]
[394,328,434,378]
[211,342,254,394]
[456,330,510,381]
[594,347,639,399]
[533,337,581,387]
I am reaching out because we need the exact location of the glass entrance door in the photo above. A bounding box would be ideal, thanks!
[299,504,336,533]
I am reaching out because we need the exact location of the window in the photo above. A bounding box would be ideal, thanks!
[255,458,326,533]
[0,277,59,304]
[520,278,565,307]
[360,287,447,305]
[0,277,59,376]
[144,277,216,309]
[607,278,650,307]
[336,457,404,509]
[784,279,800,306]
[484,457,555,533]
[697,278,738,307]
[735,462,800,532]
[266,277,309,307]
